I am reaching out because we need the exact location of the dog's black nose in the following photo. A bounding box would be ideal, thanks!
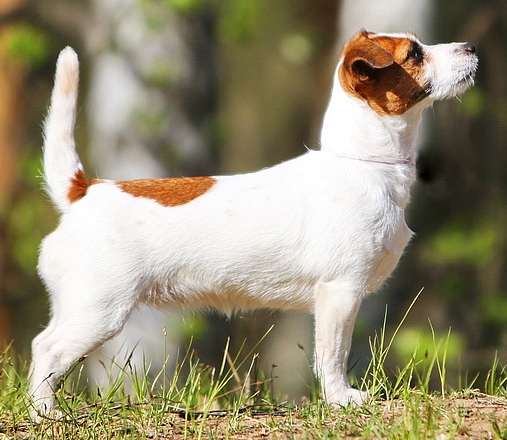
[464,43,476,54]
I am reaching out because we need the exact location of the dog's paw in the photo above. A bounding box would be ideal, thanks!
[30,408,64,423]
[325,388,369,407]
[29,399,62,423]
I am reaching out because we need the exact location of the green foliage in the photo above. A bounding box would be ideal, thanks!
[7,150,55,275]
[140,0,211,16]
[168,0,209,15]
[420,212,507,330]
[460,87,487,118]
[218,0,263,43]
[393,326,464,368]
[481,296,507,327]
[1,24,50,68]
[422,220,500,267]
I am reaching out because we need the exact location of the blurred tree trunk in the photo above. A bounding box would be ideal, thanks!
[219,0,338,173]
[86,0,216,180]
[0,0,30,346]
[338,0,431,43]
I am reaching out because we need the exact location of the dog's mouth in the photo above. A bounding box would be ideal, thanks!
[459,58,479,84]
[454,66,478,94]
[452,49,479,94]
[426,55,478,101]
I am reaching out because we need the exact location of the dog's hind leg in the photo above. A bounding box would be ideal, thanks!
[28,282,135,421]
[313,280,368,406]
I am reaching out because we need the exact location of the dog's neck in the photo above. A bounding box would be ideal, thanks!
[320,70,429,167]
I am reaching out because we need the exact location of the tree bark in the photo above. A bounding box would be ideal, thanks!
[0,0,31,345]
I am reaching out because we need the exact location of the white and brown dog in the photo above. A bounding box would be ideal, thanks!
[29,30,477,419]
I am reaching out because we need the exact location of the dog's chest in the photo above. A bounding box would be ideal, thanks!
[311,164,414,292]
[364,181,414,292]
[365,219,413,292]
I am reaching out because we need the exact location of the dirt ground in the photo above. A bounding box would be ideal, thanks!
[437,394,507,439]
[159,393,507,439]
[6,393,507,439]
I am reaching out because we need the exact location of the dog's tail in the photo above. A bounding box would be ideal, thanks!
[42,47,89,214]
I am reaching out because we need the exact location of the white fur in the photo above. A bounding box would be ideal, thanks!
[29,33,477,419]
[42,47,82,214]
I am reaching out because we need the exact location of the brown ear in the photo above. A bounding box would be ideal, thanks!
[342,32,394,82]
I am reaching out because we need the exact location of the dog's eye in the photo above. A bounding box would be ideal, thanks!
[406,43,424,62]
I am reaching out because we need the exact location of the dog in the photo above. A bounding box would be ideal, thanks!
[29,30,477,419]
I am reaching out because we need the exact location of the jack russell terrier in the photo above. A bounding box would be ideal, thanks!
[29,30,477,419]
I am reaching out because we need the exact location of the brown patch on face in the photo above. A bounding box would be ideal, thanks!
[339,31,428,115]
[117,176,216,207]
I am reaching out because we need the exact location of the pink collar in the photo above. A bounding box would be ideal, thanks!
[336,155,414,166]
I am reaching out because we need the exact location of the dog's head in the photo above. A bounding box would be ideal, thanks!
[339,30,478,115]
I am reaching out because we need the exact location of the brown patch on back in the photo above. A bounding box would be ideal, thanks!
[117,176,216,206]
[68,169,90,203]
[339,31,428,115]
[67,170,102,203]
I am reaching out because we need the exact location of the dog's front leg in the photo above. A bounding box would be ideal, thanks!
[314,280,368,406]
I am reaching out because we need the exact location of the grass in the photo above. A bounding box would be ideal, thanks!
[2,299,507,438]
